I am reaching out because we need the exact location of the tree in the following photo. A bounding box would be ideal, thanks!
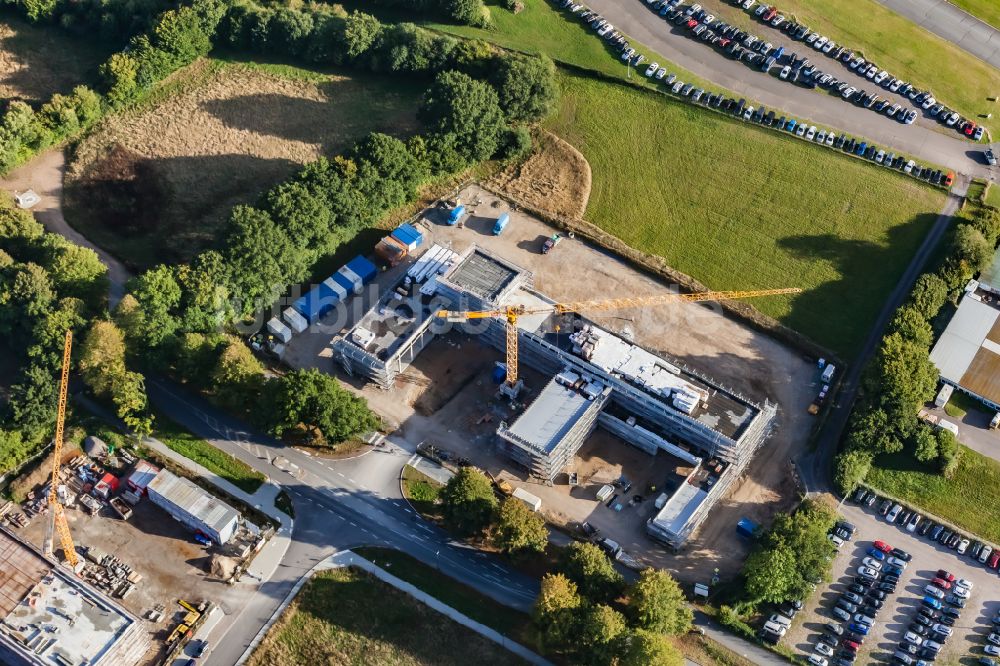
[953,224,993,273]
[533,573,582,648]
[889,305,933,348]
[174,332,221,388]
[580,604,628,665]
[6,363,57,440]
[619,629,684,666]
[339,11,382,62]
[493,497,548,555]
[352,132,427,198]
[743,541,798,603]
[44,238,107,305]
[127,265,181,347]
[875,332,939,419]
[112,369,153,434]
[211,336,265,410]
[844,408,902,455]
[0,428,34,474]
[264,369,379,443]
[419,70,505,162]
[912,424,939,462]
[176,250,231,332]
[79,321,127,396]
[936,428,960,477]
[489,54,557,123]
[629,568,693,635]
[559,541,625,603]
[28,297,86,371]
[909,273,949,320]
[833,448,873,495]
[267,7,314,56]
[439,466,497,536]
[264,181,333,257]
[0,262,55,343]
[224,206,305,317]
[443,0,486,25]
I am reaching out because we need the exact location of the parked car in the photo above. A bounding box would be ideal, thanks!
[906,514,921,532]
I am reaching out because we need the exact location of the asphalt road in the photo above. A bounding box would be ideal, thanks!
[145,379,540,666]
[579,0,997,178]
[874,0,1000,68]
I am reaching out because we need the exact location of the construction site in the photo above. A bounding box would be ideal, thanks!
[283,184,821,576]
[0,334,264,665]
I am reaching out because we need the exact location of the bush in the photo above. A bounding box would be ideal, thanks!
[440,467,498,536]
[834,448,873,495]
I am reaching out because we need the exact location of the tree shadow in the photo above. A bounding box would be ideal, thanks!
[776,213,941,360]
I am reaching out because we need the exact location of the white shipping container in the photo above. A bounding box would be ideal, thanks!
[512,487,542,511]
[821,363,836,383]
[266,317,292,344]
[934,383,953,408]
[283,307,308,333]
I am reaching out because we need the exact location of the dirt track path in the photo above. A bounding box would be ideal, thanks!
[0,149,131,306]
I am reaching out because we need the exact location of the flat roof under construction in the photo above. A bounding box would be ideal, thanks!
[447,250,519,302]
[505,377,605,453]
[0,527,140,666]
[649,481,709,537]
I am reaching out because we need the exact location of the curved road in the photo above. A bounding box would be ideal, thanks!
[582,0,998,179]
[874,0,1000,68]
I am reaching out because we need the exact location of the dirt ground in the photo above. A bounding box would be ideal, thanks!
[0,18,109,103]
[487,130,592,219]
[283,183,818,582]
[64,58,422,268]
[17,495,252,664]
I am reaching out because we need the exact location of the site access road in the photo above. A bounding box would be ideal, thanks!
[145,379,539,666]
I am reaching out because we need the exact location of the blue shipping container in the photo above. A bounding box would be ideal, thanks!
[331,272,356,295]
[391,223,423,250]
[345,255,377,285]
[337,266,363,294]
[447,205,465,225]
[736,518,759,539]
[293,286,337,324]
[493,213,510,235]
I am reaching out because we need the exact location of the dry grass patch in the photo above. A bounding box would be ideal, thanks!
[489,130,591,219]
[65,58,424,269]
[247,565,525,666]
[0,18,110,104]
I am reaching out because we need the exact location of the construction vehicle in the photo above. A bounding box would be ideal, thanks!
[541,233,562,254]
[42,331,78,569]
[437,288,801,396]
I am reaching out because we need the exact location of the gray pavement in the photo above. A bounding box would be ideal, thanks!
[581,0,997,178]
[924,402,1000,465]
[874,0,1000,68]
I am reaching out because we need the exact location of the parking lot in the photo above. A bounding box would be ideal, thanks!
[783,496,1000,664]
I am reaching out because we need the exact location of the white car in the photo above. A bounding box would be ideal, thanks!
[780,65,792,79]
[805,125,817,140]
[862,556,883,570]
[655,68,667,79]
[924,584,945,600]
[952,586,970,599]
[956,578,974,591]
[906,514,921,532]
[890,79,903,92]
[932,624,953,637]
[886,556,907,568]
[875,150,886,164]
[922,96,936,109]
[903,109,917,124]
[795,123,807,137]
[980,545,994,564]
[987,633,1000,646]
[887,103,901,117]
[828,533,845,549]
[988,646,1000,657]
[903,632,924,646]
[874,70,888,84]
[702,13,715,23]
[743,106,755,121]
[814,36,828,50]
[807,657,828,666]
[958,539,971,554]
[822,40,836,53]
[814,642,834,658]
[816,129,827,143]
[857,565,879,578]
[645,62,659,77]
[825,132,835,146]
[842,86,857,99]
[742,0,755,8]
[805,32,819,45]
[597,23,614,36]
[904,160,916,173]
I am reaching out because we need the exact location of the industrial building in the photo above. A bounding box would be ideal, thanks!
[147,470,241,545]
[335,245,777,548]
[0,525,149,666]
[930,283,1000,409]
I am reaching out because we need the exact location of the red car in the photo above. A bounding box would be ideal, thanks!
[936,569,955,583]
[931,577,952,590]
[763,7,778,21]
[964,122,977,136]
[843,640,861,652]
[873,540,892,553]
[687,19,698,29]
[989,551,1000,569]
[943,171,955,187]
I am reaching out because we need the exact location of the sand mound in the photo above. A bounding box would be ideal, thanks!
[488,131,592,219]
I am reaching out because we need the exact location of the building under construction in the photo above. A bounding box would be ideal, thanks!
[0,525,149,666]
[336,246,777,548]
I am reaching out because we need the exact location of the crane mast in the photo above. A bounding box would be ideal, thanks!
[438,287,801,388]
[42,330,78,569]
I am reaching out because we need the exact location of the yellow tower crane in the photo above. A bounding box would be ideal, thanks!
[42,330,78,569]
[437,288,801,389]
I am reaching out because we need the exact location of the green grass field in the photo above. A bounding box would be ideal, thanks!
[246,565,525,666]
[401,464,444,518]
[752,0,1000,135]
[546,71,945,356]
[867,445,1000,544]
[985,182,1000,209]
[943,391,983,419]
[153,411,265,494]
[950,0,1000,31]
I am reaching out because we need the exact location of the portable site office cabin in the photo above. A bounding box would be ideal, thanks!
[282,307,308,334]
[266,317,292,344]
